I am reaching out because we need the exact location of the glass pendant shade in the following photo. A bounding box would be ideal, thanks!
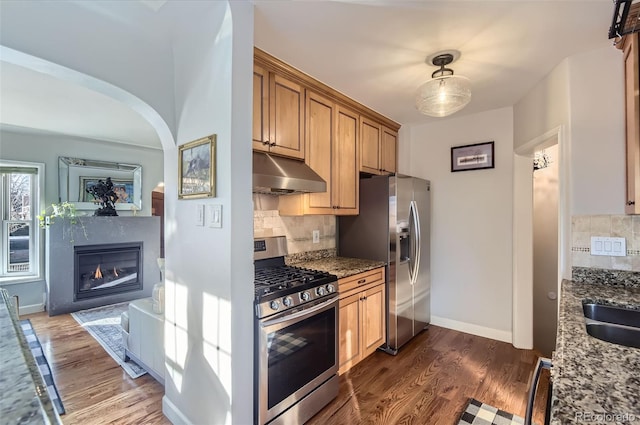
[415,75,471,118]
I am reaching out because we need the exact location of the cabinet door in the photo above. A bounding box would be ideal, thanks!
[360,117,382,174]
[362,284,386,357]
[339,292,363,375]
[270,74,305,159]
[305,91,334,212]
[624,33,640,214]
[381,126,397,175]
[252,65,269,152]
[334,106,359,214]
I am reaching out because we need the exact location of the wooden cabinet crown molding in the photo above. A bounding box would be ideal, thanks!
[254,47,401,132]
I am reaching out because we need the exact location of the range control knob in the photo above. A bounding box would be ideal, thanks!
[282,296,293,307]
[270,300,280,311]
[300,291,311,302]
[316,286,327,297]
[326,284,336,294]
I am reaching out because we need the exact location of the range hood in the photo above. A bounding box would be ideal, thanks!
[253,152,326,195]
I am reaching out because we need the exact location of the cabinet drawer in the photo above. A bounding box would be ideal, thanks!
[339,267,384,295]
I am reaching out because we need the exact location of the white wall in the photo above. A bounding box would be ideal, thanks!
[0,129,163,216]
[405,107,514,342]
[514,60,570,149]
[162,2,253,424]
[1,1,255,424]
[567,46,625,215]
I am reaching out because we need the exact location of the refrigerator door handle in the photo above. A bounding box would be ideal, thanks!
[409,200,421,285]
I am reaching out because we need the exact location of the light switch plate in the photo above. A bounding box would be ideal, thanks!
[208,204,222,228]
[196,204,205,226]
[590,236,626,256]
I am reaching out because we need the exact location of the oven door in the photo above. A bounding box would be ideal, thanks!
[257,295,338,425]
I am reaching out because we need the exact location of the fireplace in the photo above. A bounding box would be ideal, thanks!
[74,242,143,301]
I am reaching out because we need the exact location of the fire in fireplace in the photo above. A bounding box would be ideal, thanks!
[74,242,143,300]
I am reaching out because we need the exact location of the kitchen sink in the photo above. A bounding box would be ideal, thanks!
[583,303,640,328]
[585,323,640,349]
[583,302,640,349]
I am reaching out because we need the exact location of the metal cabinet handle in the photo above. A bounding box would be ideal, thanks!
[357,278,366,284]
[524,357,552,425]
[628,200,636,206]
[270,142,276,147]
[263,140,270,146]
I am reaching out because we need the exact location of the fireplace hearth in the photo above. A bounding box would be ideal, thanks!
[74,243,143,300]
[46,216,160,316]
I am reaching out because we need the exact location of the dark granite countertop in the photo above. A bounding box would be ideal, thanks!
[0,289,62,425]
[287,251,385,279]
[551,280,640,424]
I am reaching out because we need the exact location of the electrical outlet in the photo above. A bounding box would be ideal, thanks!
[313,230,320,244]
[590,236,626,256]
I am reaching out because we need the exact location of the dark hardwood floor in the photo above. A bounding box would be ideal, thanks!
[25,312,549,425]
[309,326,550,425]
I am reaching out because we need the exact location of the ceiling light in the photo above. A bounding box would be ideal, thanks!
[415,52,471,118]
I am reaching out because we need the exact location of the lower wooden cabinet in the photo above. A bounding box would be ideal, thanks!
[338,268,386,375]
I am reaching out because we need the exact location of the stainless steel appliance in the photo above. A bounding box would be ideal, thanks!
[339,174,430,354]
[254,236,339,425]
[253,152,327,195]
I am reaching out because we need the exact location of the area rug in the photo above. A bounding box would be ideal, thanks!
[20,319,65,415]
[71,302,147,379]
[457,398,524,425]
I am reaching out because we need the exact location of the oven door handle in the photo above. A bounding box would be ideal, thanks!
[260,296,337,328]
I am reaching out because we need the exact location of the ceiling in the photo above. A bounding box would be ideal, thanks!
[0,0,620,148]
[254,0,616,126]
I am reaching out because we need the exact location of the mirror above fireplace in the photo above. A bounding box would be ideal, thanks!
[59,156,142,211]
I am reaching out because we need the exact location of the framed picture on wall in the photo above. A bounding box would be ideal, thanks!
[178,134,216,199]
[451,141,495,172]
[80,177,134,203]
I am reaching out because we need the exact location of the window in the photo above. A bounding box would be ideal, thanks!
[0,162,43,281]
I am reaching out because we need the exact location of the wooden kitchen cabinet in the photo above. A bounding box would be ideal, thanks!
[621,32,640,214]
[252,65,305,160]
[360,117,397,175]
[338,267,386,375]
[279,94,359,215]
[381,126,398,175]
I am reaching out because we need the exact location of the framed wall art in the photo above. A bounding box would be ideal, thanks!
[178,134,216,199]
[80,177,134,204]
[451,141,495,172]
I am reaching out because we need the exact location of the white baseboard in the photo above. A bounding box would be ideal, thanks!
[19,302,45,316]
[430,315,512,344]
[163,395,193,425]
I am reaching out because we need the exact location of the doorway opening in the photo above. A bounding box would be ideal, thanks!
[532,141,559,356]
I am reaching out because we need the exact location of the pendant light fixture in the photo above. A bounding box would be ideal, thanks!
[415,52,471,118]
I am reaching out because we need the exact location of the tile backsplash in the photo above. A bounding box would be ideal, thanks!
[253,194,336,254]
[571,215,640,271]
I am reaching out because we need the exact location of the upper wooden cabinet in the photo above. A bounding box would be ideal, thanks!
[252,65,305,160]
[279,92,359,215]
[621,32,640,214]
[360,117,397,175]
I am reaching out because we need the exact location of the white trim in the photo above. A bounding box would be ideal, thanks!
[430,315,512,344]
[163,395,194,425]
[512,153,534,349]
[18,302,44,316]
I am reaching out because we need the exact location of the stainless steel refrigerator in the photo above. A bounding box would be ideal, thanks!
[338,174,430,354]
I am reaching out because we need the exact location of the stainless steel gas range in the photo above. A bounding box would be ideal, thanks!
[254,236,339,425]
